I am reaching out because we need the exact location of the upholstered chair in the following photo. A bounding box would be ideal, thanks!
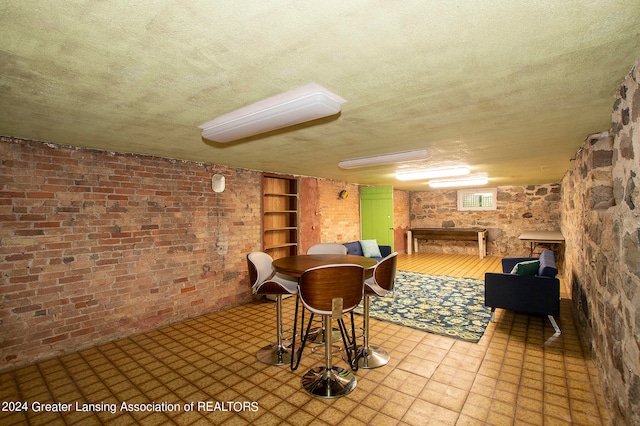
[292,264,364,398]
[350,252,398,368]
[306,243,348,255]
[247,251,298,365]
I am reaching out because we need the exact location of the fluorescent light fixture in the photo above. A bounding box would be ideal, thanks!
[338,149,431,169]
[396,166,470,181]
[428,174,489,188]
[199,83,346,142]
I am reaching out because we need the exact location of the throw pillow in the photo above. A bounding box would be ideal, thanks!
[510,260,540,276]
[359,239,382,258]
[343,241,362,256]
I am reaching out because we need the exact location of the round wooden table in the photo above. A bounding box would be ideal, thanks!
[272,254,377,277]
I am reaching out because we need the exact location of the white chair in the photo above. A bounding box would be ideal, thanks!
[306,243,348,255]
[247,252,298,366]
[349,252,398,368]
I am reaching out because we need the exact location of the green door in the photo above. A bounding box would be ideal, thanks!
[360,186,394,249]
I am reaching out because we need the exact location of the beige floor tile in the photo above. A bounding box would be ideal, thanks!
[419,380,468,412]
[0,257,611,426]
[380,391,414,419]
[431,365,476,391]
[380,369,428,397]
[396,355,439,379]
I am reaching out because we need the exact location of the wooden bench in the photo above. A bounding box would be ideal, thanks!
[407,228,488,259]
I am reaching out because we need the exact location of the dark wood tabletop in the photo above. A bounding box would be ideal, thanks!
[272,254,377,277]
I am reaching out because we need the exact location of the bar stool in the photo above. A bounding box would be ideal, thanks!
[349,252,398,369]
[292,264,364,398]
[247,252,298,366]
[305,243,348,346]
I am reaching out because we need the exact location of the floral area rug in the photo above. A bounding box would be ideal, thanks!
[354,271,491,343]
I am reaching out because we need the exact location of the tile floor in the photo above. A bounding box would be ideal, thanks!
[0,282,608,425]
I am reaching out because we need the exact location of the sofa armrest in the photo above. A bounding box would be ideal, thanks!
[484,272,560,317]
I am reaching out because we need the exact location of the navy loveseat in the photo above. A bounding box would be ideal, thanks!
[484,249,561,334]
[343,240,392,263]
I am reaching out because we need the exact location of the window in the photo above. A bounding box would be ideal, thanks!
[457,188,497,211]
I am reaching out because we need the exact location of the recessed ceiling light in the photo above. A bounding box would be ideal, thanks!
[396,166,470,181]
[338,149,431,169]
[199,83,346,142]
[428,174,489,188]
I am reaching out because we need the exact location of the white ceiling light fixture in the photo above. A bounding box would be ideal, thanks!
[199,83,346,143]
[396,166,470,181]
[338,149,431,169]
[428,174,489,188]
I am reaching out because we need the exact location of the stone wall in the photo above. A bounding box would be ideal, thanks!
[410,184,562,257]
[561,61,640,426]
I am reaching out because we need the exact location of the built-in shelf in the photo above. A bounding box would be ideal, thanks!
[262,174,299,259]
[264,193,298,197]
[264,210,297,214]
[264,242,299,250]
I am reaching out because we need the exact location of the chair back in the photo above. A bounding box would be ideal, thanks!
[372,252,398,291]
[298,264,364,315]
[247,252,274,290]
[306,243,348,255]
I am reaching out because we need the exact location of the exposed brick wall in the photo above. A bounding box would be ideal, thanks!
[409,185,562,257]
[299,177,365,252]
[0,137,261,370]
[0,138,371,371]
[299,177,321,253]
[300,180,410,253]
[317,180,361,244]
[561,60,640,426]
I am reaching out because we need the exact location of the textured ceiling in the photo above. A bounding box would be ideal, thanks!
[1,1,639,190]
